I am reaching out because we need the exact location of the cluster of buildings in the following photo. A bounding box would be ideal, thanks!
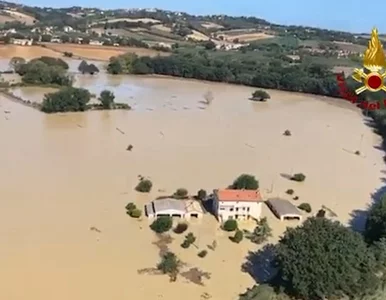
[144,188,303,223]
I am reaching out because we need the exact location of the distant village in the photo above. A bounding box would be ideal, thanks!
[0,5,363,61]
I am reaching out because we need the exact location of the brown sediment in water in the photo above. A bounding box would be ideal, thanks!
[0,66,384,300]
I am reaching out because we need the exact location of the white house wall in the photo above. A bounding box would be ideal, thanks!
[218,201,262,221]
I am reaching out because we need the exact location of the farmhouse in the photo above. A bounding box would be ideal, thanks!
[145,198,203,219]
[10,38,32,46]
[211,189,263,221]
[266,198,302,221]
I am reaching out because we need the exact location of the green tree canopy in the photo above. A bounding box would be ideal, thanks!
[41,87,91,113]
[230,174,259,190]
[364,193,386,244]
[273,217,379,299]
[98,90,115,109]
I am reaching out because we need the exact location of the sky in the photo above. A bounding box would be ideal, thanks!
[17,0,386,33]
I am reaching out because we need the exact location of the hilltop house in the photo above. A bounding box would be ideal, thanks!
[89,40,103,46]
[63,26,74,33]
[211,189,263,221]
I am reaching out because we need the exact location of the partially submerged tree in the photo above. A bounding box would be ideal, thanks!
[135,179,152,193]
[98,90,115,109]
[150,216,173,233]
[251,90,270,101]
[78,60,100,75]
[245,217,272,244]
[157,251,182,282]
[230,174,259,190]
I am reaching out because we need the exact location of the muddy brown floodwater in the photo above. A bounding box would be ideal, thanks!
[0,57,384,300]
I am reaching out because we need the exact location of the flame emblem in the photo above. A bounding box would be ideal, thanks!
[351,27,386,94]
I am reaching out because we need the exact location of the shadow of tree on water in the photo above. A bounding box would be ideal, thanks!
[241,243,277,284]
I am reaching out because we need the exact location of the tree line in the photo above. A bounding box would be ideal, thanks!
[107,51,342,98]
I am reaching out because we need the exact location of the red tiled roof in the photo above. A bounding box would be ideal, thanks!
[214,189,262,202]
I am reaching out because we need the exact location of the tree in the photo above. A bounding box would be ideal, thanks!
[251,90,270,101]
[157,251,182,282]
[41,34,52,42]
[245,217,272,244]
[203,40,216,50]
[78,60,100,75]
[239,284,290,300]
[41,87,91,113]
[32,56,69,69]
[364,192,386,244]
[107,57,123,74]
[197,189,207,200]
[223,219,238,231]
[174,188,188,199]
[291,173,306,182]
[87,64,99,74]
[230,174,259,190]
[9,57,25,71]
[298,203,312,213]
[150,216,173,233]
[78,60,89,74]
[231,229,244,243]
[174,222,188,234]
[135,179,152,193]
[129,208,142,218]
[98,90,115,109]
[273,218,379,299]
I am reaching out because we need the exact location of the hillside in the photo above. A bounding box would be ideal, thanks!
[0,0,375,69]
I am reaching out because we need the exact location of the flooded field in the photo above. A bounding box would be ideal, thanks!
[0,56,384,300]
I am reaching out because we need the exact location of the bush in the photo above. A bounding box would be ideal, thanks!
[230,230,244,243]
[251,89,270,101]
[316,209,326,217]
[198,250,208,258]
[174,222,188,234]
[197,189,207,200]
[223,219,238,232]
[185,232,196,244]
[125,202,136,212]
[181,240,191,248]
[286,189,294,195]
[135,179,152,193]
[291,173,306,182]
[174,188,188,199]
[283,130,292,136]
[293,196,299,200]
[150,216,173,233]
[129,208,142,218]
[230,174,259,190]
[245,217,272,244]
[64,51,73,57]
[298,203,312,213]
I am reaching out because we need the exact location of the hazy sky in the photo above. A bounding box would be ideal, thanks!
[17,0,386,33]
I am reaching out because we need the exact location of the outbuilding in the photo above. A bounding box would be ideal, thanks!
[145,198,186,218]
[266,198,302,221]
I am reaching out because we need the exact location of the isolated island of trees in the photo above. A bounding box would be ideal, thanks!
[8,56,129,113]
